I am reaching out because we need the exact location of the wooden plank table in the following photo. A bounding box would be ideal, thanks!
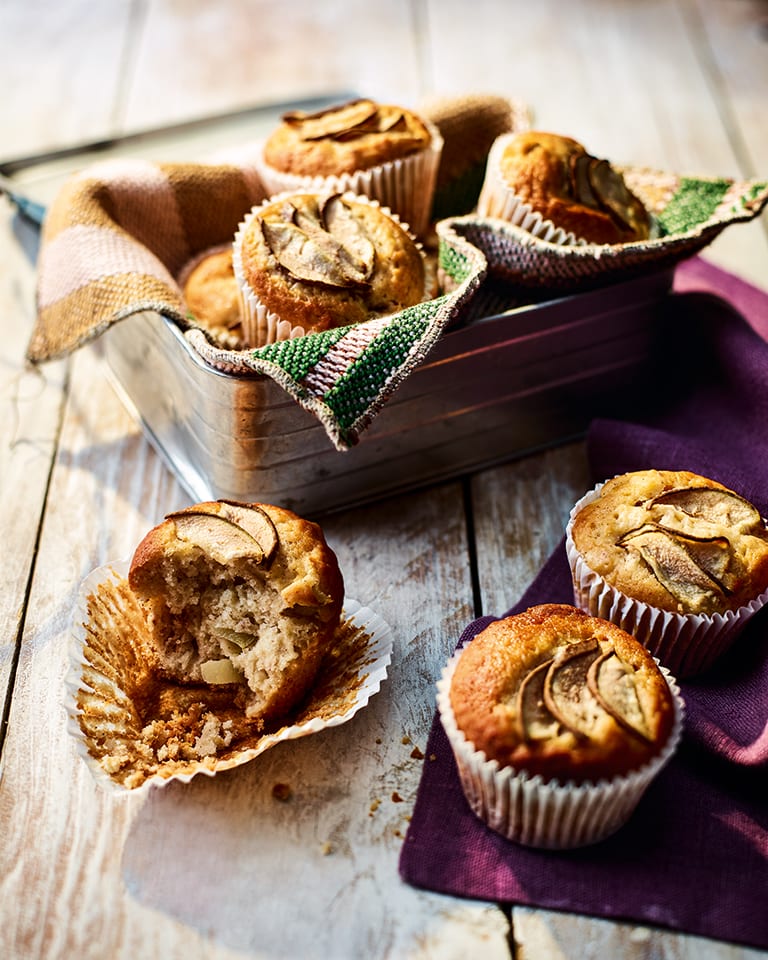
[1,2,766,957]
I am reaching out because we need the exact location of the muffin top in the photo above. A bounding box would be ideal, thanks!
[571,469,768,615]
[234,192,426,333]
[129,499,344,621]
[496,130,651,244]
[449,603,676,783]
[263,98,433,177]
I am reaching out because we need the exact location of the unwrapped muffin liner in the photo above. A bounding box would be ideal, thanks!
[436,648,684,849]
[65,560,393,794]
[565,483,768,678]
[232,190,434,348]
[253,120,444,239]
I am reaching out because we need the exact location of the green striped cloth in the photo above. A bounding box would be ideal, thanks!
[30,158,767,449]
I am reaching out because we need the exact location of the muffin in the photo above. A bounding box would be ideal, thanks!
[438,603,683,849]
[128,499,345,727]
[477,130,652,245]
[567,469,768,676]
[255,98,443,237]
[180,244,244,348]
[232,191,428,346]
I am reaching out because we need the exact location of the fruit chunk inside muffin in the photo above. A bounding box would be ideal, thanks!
[128,501,344,725]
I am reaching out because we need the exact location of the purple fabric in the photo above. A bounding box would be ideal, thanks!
[399,257,768,949]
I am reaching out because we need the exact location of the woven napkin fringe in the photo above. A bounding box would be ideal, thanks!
[445,170,768,291]
[26,127,767,451]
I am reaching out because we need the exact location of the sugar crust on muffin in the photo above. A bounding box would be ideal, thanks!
[449,603,676,783]
[570,470,768,616]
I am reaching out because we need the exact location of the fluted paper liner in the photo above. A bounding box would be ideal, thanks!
[477,133,591,245]
[476,132,661,247]
[253,120,443,239]
[565,484,768,678]
[65,560,392,794]
[437,649,683,849]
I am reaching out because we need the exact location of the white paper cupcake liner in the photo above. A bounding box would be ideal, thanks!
[232,191,432,348]
[437,648,684,849]
[476,132,660,247]
[253,120,443,240]
[565,484,768,678]
[476,133,588,245]
[65,559,393,794]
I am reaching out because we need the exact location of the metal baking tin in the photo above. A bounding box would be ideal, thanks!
[101,267,674,515]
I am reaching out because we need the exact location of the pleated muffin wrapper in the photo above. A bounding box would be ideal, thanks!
[65,559,393,794]
[565,484,768,679]
[436,648,684,850]
[253,119,443,240]
[475,131,660,247]
[232,190,434,348]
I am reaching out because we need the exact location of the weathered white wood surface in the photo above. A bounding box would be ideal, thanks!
[0,2,766,958]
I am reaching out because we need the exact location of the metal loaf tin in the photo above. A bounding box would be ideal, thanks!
[101,267,674,515]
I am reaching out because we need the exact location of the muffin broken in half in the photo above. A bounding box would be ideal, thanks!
[128,500,344,726]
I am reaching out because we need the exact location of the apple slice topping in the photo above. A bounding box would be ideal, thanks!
[618,523,729,607]
[648,486,763,531]
[216,501,279,566]
[167,502,278,567]
[281,98,421,146]
[587,651,651,742]
[542,638,603,738]
[515,638,654,744]
[282,99,379,140]
[516,658,561,741]
[261,195,375,289]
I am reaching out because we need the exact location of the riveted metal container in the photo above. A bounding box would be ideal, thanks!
[100,267,674,515]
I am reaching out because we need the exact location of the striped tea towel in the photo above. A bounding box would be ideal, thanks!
[29,157,488,449]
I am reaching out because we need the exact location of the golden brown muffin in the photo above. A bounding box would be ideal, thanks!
[570,470,768,616]
[262,98,434,177]
[491,130,651,244]
[128,500,344,726]
[233,191,427,344]
[181,245,243,346]
[449,603,676,784]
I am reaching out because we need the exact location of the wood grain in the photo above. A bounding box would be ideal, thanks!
[1,2,766,958]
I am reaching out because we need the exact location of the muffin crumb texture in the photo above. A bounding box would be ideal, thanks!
[128,500,345,725]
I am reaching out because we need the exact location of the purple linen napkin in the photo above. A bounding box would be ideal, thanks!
[399,257,768,949]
